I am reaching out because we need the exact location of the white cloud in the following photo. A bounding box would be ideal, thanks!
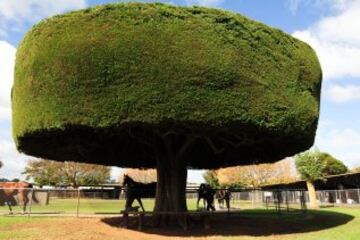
[0,41,16,121]
[324,84,360,103]
[292,0,360,80]
[185,0,224,7]
[287,0,356,15]
[0,0,86,36]
[287,0,303,15]
[315,123,360,168]
[0,138,30,180]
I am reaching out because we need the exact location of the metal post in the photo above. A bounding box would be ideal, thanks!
[357,188,360,204]
[76,188,80,217]
[286,191,289,212]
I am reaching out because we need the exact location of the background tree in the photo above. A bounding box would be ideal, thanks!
[295,149,347,208]
[13,3,322,224]
[119,168,157,184]
[23,159,111,187]
[215,158,298,188]
[319,153,348,175]
[352,167,360,173]
[203,170,220,188]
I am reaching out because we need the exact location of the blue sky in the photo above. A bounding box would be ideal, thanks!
[0,0,360,183]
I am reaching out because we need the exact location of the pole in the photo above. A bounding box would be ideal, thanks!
[285,191,289,212]
[76,188,80,217]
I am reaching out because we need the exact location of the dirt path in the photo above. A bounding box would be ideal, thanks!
[0,210,354,240]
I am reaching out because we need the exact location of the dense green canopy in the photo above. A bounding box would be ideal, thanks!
[12,3,322,169]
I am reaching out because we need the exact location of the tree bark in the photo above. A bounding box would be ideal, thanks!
[153,136,192,226]
[306,181,318,209]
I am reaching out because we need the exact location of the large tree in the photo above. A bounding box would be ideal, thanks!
[23,159,111,187]
[12,3,322,224]
[295,149,347,208]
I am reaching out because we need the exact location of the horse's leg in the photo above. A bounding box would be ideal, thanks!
[136,198,145,212]
[196,196,200,209]
[22,194,29,214]
[125,196,135,211]
[7,202,13,214]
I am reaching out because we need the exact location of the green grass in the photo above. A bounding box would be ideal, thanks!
[0,198,200,214]
[0,198,300,214]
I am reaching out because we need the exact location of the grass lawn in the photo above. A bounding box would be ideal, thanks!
[1,198,264,215]
[1,198,201,214]
[0,207,359,240]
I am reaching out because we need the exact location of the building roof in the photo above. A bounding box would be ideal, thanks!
[261,172,360,190]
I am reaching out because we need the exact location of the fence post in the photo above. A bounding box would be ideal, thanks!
[357,188,360,204]
[285,191,289,212]
[28,188,34,217]
[76,188,80,217]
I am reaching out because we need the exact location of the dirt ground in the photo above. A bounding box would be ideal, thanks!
[0,210,353,240]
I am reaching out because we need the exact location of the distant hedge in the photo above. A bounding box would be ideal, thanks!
[12,3,322,168]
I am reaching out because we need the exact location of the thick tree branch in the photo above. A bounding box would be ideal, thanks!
[176,136,197,161]
[205,137,225,155]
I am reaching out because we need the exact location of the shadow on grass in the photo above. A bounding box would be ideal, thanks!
[101,209,354,237]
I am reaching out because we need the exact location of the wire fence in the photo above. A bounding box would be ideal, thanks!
[317,189,360,206]
[0,187,310,216]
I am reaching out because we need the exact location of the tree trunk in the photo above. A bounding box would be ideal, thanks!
[153,136,193,226]
[154,153,187,225]
[306,181,318,209]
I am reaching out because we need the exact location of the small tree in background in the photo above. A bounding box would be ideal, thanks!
[295,149,348,208]
[295,149,325,208]
[319,153,348,175]
[203,170,220,188]
[23,159,111,187]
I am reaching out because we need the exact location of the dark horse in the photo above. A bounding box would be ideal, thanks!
[216,188,232,211]
[122,175,156,212]
[197,183,216,211]
[0,181,32,214]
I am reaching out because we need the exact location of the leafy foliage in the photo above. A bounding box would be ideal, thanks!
[319,152,348,175]
[295,149,347,182]
[23,159,111,187]
[295,149,326,182]
[13,3,322,168]
[215,158,298,188]
[119,169,157,184]
[203,170,220,188]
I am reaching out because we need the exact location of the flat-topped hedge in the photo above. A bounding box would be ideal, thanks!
[12,3,322,168]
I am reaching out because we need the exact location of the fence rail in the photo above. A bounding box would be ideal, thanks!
[0,187,309,216]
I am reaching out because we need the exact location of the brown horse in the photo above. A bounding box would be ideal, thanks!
[0,181,33,214]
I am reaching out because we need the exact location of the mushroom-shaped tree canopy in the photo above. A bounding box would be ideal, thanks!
[13,3,322,216]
